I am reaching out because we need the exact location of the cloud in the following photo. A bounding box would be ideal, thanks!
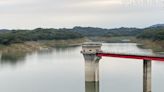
[0,0,163,29]
[0,0,36,5]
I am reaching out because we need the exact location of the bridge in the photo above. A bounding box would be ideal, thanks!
[81,42,164,92]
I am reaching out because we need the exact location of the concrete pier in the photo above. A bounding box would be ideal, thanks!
[143,60,151,92]
[81,42,102,92]
[81,43,152,92]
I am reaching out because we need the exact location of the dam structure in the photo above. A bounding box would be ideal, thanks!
[81,42,164,92]
[81,42,102,92]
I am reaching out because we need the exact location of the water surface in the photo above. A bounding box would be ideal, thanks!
[0,43,164,92]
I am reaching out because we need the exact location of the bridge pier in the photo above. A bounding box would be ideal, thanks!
[81,42,153,92]
[81,42,102,92]
[143,60,151,92]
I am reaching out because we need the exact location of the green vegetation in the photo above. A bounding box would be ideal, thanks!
[136,27,164,52]
[0,38,87,63]
[137,27,164,40]
[72,27,142,36]
[0,24,163,64]
[72,25,164,52]
[0,24,164,52]
[136,40,164,52]
[0,28,83,45]
[0,38,87,54]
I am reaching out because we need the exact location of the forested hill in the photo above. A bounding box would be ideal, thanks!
[0,24,164,45]
[149,24,164,28]
[71,25,164,39]
[0,28,83,44]
[72,26,142,36]
[0,29,10,33]
[137,26,164,40]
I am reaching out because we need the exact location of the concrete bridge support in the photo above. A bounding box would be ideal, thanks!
[81,42,152,92]
[81,42,102,92]
[143,60,151,92]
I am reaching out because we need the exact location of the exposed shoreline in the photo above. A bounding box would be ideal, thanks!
[0,38,88,54]
[135,39,164,52]
[0,37,163,56]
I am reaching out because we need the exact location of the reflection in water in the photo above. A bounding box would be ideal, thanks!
[53,46,80,53]
[0,52,26,65]
[86,82,99,92]
[0,43,163,92]
[36,48,54,55]
[0,46,80,66]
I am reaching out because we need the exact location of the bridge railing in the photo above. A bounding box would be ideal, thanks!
[97,51,164,61]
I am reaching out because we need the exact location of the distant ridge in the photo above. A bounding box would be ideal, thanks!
[0,23,163,36]
[0,29,10,33]
[149,24,164,28]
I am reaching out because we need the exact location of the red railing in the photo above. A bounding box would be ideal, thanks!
[97,52,164,61]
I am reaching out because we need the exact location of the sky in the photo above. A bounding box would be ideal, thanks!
[0,0,164,29]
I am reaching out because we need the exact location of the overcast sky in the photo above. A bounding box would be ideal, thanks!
[0,0,164,29]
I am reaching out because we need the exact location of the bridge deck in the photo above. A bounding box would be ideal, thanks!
[97,52,164,61]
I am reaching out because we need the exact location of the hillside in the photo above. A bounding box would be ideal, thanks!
[72,27,109,36]
[136,26,164,52]
[149,24,164,28]
[105,27,142,36]
[72,26,142,36]
[0,28,83,45]
[0,29,10,33]
[137,27,164,40]
[0,23,164,45]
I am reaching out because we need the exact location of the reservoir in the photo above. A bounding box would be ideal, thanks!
[0,43,164,92]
